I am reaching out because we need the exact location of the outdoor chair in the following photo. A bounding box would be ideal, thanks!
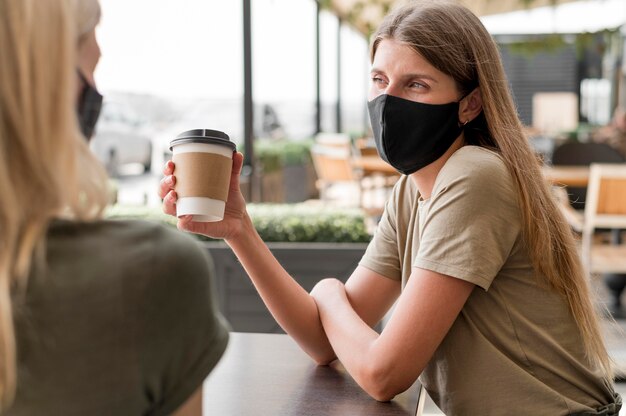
[354,137,400,189]
[310,133,388,217]
[554,163,626,316]
[551,141,624,210]
[580,163,626,276]
[310,133,358,203]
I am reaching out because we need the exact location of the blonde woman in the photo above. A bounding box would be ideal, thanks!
[0,0,229,414]
[160,1,620,414]
[73,0,104,139]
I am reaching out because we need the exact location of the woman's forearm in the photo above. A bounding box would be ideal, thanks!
[312,278,412,402]
[226,214,336,364]
[313,281,391,400]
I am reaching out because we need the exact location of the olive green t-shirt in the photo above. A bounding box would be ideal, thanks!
[8,219,229,416]
[360,146,615,415]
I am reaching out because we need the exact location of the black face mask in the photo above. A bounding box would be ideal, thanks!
[367,94,467,175]
[77,70,103,140]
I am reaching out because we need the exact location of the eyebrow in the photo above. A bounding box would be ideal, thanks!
[370,69,439,83]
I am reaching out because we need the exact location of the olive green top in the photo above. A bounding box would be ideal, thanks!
[360,146,616,415]
[8,219,229,416]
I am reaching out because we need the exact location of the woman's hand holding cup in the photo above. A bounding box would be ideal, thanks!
[159,150,248,241]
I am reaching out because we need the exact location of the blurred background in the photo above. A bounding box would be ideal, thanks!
[95,4,626,409]
[91,0,626,206]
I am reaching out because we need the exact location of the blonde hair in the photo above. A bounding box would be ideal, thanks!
[0,0,109,408]
[372,0,612,378]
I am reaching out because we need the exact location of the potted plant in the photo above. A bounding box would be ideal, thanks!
[253,139,318,203]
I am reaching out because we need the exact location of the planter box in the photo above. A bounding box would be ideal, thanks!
[283,163,318,202]
[204,241,368,333]
[254,163,317,203]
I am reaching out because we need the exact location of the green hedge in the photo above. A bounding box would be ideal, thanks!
[253,139,314,173]
[105,203,371,243]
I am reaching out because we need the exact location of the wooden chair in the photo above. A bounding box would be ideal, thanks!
[310,133,364,204]
[310,141,357,202]
[309,134,384,216]
[352,137,399,214]
[551,141,624,210]
[581,164,626,276]
[356,142,399,181]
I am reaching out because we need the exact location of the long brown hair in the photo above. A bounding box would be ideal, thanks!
[372,0,612,378]
[0,0,109,407]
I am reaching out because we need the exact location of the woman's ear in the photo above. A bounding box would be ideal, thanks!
[459,87,482,124]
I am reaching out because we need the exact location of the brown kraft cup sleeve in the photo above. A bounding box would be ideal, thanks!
[173,152,233,201]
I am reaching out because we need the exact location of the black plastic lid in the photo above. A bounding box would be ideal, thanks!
[169,129,236,151]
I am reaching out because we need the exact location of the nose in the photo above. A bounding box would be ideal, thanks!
[384,81,402,98]
[370,81,401,101]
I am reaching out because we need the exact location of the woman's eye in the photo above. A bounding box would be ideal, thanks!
[409,82,426,89]
[372,76,386,85]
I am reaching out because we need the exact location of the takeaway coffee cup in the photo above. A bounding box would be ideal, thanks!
[169,129,236,222]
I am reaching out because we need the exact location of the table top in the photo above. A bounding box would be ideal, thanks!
[352,155,398,175]
[203,332,423,416]
[543,165,590,187]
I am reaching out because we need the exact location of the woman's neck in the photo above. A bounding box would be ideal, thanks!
[411,135,465,199]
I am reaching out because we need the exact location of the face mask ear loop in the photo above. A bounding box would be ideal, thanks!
[457,87,476,104]
[457,88,477,128]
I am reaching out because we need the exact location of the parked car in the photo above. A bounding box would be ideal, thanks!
[90,100,153,176]
[153,100,243,169]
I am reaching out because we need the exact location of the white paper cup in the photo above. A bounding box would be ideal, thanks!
[170,129,236,222]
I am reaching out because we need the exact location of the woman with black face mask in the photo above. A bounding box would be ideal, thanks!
[75,0,103,140]
[160,1,620,414]
[0,0,230,414]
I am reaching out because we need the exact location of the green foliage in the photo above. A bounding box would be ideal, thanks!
[279,139,313,166]
[502,28,620,60]
[319,0,585,37]
[106,204,178,226]
[505,34,569,56]
[254,141,283,173]
[105,203,371,243]
[519,0,558,7]
[253,139,313,171]
[318,0,333,9]
[247,204,370,243]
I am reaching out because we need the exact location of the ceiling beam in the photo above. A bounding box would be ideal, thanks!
[323,0,583,35]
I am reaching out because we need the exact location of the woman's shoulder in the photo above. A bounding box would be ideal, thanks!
[49,218,207,267]
[432,145,518,207]
[451,145,507,172]
[47,218,214,309]
[438,145,511,186]
[35,220,223,415]
[51,217,193,242]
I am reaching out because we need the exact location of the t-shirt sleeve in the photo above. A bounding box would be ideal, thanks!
[415,153,520,290]
[141,227,230,416]
[358,178,405,281]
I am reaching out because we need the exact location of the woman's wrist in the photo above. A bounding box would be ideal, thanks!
[225,211,256,247]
